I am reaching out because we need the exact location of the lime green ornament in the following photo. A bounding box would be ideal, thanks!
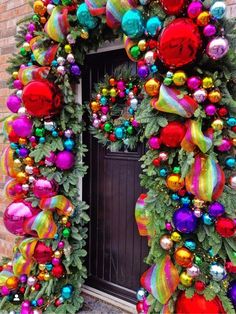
[32,14,40,22]
[35,128,45,137]
[127,125,134,135]
[62,228,71,238]
[194,255,203,266]
[164,77,173,86]
[173,166,181,174]
[130,46,140,59]
[104,123,112,132]
[20,48,27,56]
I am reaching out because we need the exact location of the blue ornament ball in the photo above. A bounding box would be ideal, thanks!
[202,213,214,225]
[115,127,124,139]
[146,16,162,37]
[61,284,74,299]
[184,239,196,251]
[121,9,145,39]
[210,1,226,19]
[228,280,236,308]
[225,157,236,168]
[172,193,180,201]
[64,139,75,151]
[77,3,98,29]
[181,197,191,206]
[173,207,197,234]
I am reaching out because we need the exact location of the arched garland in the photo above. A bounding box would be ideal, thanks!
[0,0,235,314]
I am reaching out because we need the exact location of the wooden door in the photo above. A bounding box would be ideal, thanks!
[82,49,148,303]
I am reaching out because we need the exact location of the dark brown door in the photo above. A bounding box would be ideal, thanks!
[82,49,148,303]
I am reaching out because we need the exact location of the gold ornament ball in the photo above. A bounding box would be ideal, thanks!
[44,273,51,281]
[6,276,19,290]
[38,264,46,271]
[110,88,117,97]
[173,71,187,87]
[61,216,68,225]
[64,45,72,54]
[90,101,100,113]
[166,174,185,192]
[232,138,236,146]
[144,78,160,97]
[24,157,34,166]
[174,247,193,267]
[37,272,45,281]
[138,39,147,52]
[14,159,22,168]
[16,172,28,184]
[33,1,45,14]
[202,77,214,89]
[12,71,18,79]
[192,199,205,208]
[81,29,89,39]
[54,250,62,259]
[171,231,182,242]
[23,42,31,52]
[19,138,27,145]
[211,119,224,131]
[180,272,193,287]
[31,286,36,292]
[197,11,211,26]
[102,88,108,96]
[160,235,173,250]
[208,90,222,103]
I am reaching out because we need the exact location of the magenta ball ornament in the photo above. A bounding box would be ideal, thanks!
[33,178,58,198]
[148,136,161,150]
[205,104,217,116]
[7,95,21,113]
[187,77,202,90]
[203,24,217,37]
[55,151,75,170]
[187,1,203,19]
[12,115,33,138]
[3,200,40,236]
[217,138,232,152]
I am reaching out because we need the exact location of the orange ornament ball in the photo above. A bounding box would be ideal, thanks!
[90,101,100,113]
[33,1,46,15]
[208,90,222,103]
[6,276,19,290]
[166,174,185,192]
[197,11,211,26]
[174,247,193,267]
[16,172,28,184]
[144,78,160,97]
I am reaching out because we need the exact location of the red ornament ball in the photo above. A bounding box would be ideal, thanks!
[175,292,226,314]
[22,80,62,118]
[215,217,236,238]
[136,301,144,313]
[159,18,202,68]
[160,122,186,148]
[152,158,161,167]
[52,264,65,278]
[33,242,53,264]
[194,281,205,292]
[160,0,187,15]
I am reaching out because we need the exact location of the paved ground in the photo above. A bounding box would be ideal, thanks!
[80,295,130,314]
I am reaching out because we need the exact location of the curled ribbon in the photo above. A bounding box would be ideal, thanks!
[39,195,74,216]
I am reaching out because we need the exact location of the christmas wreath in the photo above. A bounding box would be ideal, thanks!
[88,67,144,150]
[0,0,236,313]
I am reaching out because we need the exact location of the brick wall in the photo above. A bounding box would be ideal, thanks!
[0,1,236,258]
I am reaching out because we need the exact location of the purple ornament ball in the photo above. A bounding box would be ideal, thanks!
[25,33,33,43]
[187,76,202,90]
[7,95,21,113]
[206,37,229,60]
[138,65,149,79]
[19,148,29,158]
[71,64,81,76]
[148,136,161,150]
[20,274,28,284]
[55,151,75,170]
[28,23,35,33]
[203,24,217,37]
[173,207,197,234]
[228,280,236,308]
[205,104,217,116]
[13,79,23,90]
[12,115,33,138]
[208,202,225,218]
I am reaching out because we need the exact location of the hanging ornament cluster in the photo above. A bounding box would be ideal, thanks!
[89,69,143,149]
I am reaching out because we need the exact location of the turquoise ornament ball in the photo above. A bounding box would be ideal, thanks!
[115,127,124,139]
[121,9,145,39]
[61,285,74,299]
[202,213,214,225]
[210,1,226,19]
[184,239,196,251]
[146,16,162,37]
[64,139,75,151]
[77,3,98,29]
[225,157,236,168]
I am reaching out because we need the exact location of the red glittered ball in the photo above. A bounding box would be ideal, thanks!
[159,18,202,68]
[33,242,53,264]
[215,217,236,238]
[160,0,187,15]
[194,281,205,292]
[136,301,144,313]
[175,292,226,314]
[52,264,65,278]
[160,121,186,148]
[22,80,62,118]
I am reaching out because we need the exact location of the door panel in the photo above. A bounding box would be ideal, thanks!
[82,49,148,303]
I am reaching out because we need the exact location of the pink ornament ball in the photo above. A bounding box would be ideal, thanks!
[12,115,33,138]
[7,95,21,113]
[3,200,40,236]
[205,104,217,116]
[148,136,161,150]
[203,24,217,37]
[55,151,75,170]
[1,286,10,296]
[187,77,202,90]
[187,1,203,19]
[217,138,232,152]
[33,178,58,198]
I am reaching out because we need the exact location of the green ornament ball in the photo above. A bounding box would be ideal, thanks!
[32,14,40,22]
[62,228,71,238]
[20,48,27,56]
[194,255,203,266]
[163,77,173,86]
[130,46,141,59]
[173,166,181,174]
[127,125,134,135]
[104,123,112,132]
[62,0,72,5]
[35,128,45,137]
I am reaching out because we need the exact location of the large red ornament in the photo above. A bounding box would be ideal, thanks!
[215,217,236,238]
[160,0,186,15]
[159,18,202,68]
[176,292,226,314]
[160,122,186,148]
[22,80,62,118]
[33,242,53,264]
